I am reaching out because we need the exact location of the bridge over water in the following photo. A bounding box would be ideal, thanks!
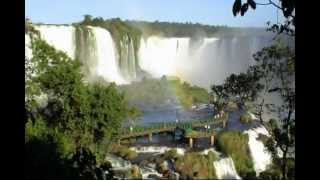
[119,114,228,148]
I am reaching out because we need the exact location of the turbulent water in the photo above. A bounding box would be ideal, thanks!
[27,24,272,88]
[201,148,241,179]
[214,157,242,180]
[245,126,272,175]
[91,27,127,83]
[130,146,185,155]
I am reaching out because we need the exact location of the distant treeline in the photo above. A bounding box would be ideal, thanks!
[72,15,232,38]
[125,19,228,37]
[28,16,268,38]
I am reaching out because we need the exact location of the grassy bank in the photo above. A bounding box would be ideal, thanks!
[216,131,255,177]
[119,76,210,109]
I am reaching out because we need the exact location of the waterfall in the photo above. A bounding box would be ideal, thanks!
[75,26,99,82]
[90,27,127,84]
[30,24,129,84]
[214,157,242,180]
[27,24,272,88]
[34,25,76,59]
[25,34,33,60]
[138,35,270,89]
[118,35,138,80]
[139,37,190,78]
[244,126,272,176]
[201,148,241,179]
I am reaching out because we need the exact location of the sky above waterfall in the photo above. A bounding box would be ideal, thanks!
[26,0,282,27]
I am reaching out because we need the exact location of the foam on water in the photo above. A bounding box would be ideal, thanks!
[90,27,128,84]
[129,146,185,155]
[214,157,242,180]
[244,126,272,175]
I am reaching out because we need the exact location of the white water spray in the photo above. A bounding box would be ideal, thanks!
[244,126,272,175]
[214,157,242,180]
[129,146,185,155]
[90,27,128,84]
[34,25,76,59]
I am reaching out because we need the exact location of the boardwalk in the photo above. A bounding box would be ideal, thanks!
[119,114,227,139]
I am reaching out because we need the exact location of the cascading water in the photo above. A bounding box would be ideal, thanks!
[214,157,242,180]
[74,26,99,82]
[201,148,241,180]
[34,25,76,59]
[25,34,33,60]
[27,24,272,88]
[90,27,127,84]
[139,37,190,78]
[138,35,271,89]
[244,126,272,176]
[118,35,138,80]
[105,154,133,171]
[31,24,129,84]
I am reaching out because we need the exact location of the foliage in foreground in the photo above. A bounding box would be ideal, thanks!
[25,28,136,179]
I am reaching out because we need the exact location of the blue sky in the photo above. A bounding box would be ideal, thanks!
[26,0,280,27]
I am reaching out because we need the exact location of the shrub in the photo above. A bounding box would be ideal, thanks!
[163,149,180,160]
[126,165,142,179]
[216,131,254,176]
[111,145,137,161]
[174,152,217,179]
[240,111,253,124]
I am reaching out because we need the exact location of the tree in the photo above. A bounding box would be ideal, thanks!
[223,69,264,110]
[211,67,263,115]
[83,14,93,25]
[213,41,294,179]
[232,0,295,36]
[231,2,295,179]
[253,42,295,180]
[210,85,229,115]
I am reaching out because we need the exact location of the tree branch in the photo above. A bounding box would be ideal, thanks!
[257,0,295,19]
